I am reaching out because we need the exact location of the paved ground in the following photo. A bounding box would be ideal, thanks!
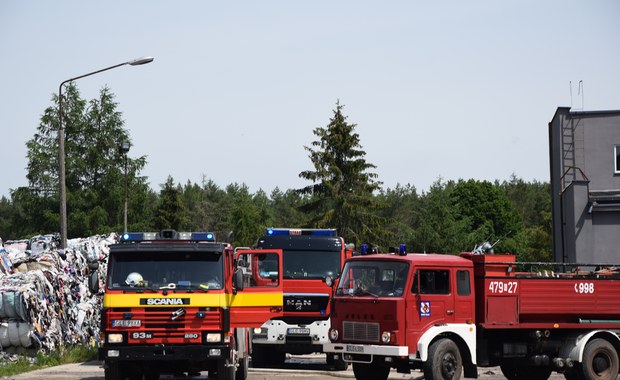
[0,354,587,380]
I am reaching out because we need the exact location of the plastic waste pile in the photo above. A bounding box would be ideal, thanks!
[0,233,115,357]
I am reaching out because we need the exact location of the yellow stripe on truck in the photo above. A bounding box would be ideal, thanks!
[103,292,283,308]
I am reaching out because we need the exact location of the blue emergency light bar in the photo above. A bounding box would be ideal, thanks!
[266,228,337,237]
[120,231,216,242]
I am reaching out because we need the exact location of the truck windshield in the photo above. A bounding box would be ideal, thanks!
[107,251,224,290]
[336,260,409,297]
[283,250,341,280]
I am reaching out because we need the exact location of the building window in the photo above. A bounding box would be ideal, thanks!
[616,145,620,173]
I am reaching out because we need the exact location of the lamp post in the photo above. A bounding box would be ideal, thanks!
[58,56,153,249]
[119,141,131,233]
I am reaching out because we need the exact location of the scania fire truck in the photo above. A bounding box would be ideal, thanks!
[94,230,284,380]
[324,245,620,380]
[249,228,352,369]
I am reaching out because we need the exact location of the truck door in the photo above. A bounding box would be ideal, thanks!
[405,267,456,339]
[229,249,284,327]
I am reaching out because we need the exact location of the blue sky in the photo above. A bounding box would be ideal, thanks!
[1,1,619,198]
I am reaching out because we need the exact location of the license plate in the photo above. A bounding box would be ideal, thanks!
[112,319,141,327]
[346,344,364,353]
[287,328,310,335]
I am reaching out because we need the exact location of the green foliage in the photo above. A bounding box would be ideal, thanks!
[298,101,389,247]
[451,179,522,251]
[414,180,471,254]
[3,90,554,263]
[0,345,97,377]
[154,176,187,230]
[12,83,150,238]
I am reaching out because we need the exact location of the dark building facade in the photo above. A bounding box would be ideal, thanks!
[549,107,620,264]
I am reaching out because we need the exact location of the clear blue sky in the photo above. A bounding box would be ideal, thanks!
[1,1,619,198]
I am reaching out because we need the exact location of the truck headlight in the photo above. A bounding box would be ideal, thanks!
[206,333,221,343]
[108,333,124,343]
[329,328,339,341]
[381,331,391,344]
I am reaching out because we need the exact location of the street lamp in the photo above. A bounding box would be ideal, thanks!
[119,141,131,233]
[58,56,153,248]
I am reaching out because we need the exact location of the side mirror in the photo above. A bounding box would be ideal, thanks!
[324,275,333,287]
[88,272,100,293]
[233,268,245,291]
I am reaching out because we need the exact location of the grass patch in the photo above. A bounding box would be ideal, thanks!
[0,345,97,376]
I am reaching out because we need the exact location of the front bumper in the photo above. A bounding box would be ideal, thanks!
[99,344,230,362]
[252,319,330,346]
[324,342,409,358]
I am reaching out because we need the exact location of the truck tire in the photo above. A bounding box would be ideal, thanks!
[104,362,123,380]
[251,344,267,368]
[581,338,619,380]
[236,354,249,380]
[423,338,463,380]
[352,362,390,380]
[218,358,236,380]
[327,353,349,370]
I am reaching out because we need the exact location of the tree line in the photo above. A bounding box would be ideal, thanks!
[0,86,552,262]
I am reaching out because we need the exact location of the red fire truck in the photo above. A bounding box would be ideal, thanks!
[93,230,284,380]
[324,245,620,380]
[249,228,353,369]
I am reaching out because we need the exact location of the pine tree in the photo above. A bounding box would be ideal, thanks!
[154,177,187,230]
[298,101,387,247]
[23,83,149,237]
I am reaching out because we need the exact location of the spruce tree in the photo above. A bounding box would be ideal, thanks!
[298,101,387,247]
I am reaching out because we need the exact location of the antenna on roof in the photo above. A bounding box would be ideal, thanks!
[570,80,584,111]
[578,80,584,110]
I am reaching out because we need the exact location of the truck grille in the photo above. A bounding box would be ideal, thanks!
[284,294,329,313]
[343,321,380,342]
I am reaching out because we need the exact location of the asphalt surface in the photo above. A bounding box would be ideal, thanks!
[0,354,597,380]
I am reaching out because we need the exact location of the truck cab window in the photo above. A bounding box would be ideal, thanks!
[457,270,471,295]
[412,269,450,295]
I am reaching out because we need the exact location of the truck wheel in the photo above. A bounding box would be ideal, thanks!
[581,338,619,380]
[104,362,122,380]
[218,358,236,380]
[424,338,463,380]
[352,362,390,380]
[235,354,248,380]
[251,344,267,368]
[327,353,349,371]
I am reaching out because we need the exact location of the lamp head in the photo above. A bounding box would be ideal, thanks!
[128,56,154,66]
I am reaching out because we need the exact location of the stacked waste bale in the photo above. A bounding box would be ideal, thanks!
[0,233,115,356]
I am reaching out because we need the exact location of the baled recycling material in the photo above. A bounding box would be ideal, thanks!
[0,233,115,355]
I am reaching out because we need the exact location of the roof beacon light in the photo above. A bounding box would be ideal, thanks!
[360,244,368,255]
[121,232,143,242]
[191,232,215,242]
[399,244,407,256]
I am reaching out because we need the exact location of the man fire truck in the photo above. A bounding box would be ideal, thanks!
[93,230,284,380]
[324,244,620,380]
[249,228,352,370]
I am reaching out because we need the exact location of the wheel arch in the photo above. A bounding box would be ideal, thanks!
[418,324,477,377]
[567,330,620,363]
